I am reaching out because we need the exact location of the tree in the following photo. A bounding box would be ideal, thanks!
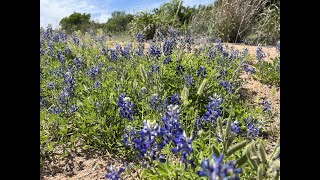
[103,11,134,33]
[60,12,92,34]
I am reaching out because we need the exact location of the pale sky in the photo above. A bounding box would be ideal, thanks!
[40,0,214,28]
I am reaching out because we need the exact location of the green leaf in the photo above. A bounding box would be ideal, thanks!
[226,140,247,156]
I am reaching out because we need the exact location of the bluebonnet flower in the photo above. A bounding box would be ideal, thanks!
[198,154,242,180]
[48,42,54,50]
[244,65,255,74]
[94,81,102,88]
[149,45,162,58]
[245,116,261,138]
[197,66,207,78]
[242,48,249,57]
[136,33,144,42]
[73,57,84,68]
[88,65,101,80]
[52,33,59,42]
[150,64,160,73]
[50,106,62,114]
[208,48,216,60]
[47,82,56,89]
[202,94,223,124]
[136,48,144,56]
[118,94,134,120]
[276,41,280,53]
[184,74,195,87]
[133,120,161,160]
[56,68,63,77]
[219,80,235,94]
[163,57,172,64]
[231,120,241,135]
[163,39,175,56]
[70,105,78,113]
[60,32,67,41]
[65,46,71,54]
[102,47,107,56]
[159,105,183,149]
[63,71,76,87]
[216,38,223,52]
[150,94,163,111]
[159,154,166,163]
[116,44,122,52]
[105,164,125,180]
[41,49,46,55]
[259,98,271,111]
[109,49,118,61]
[121,47,130,59]
[72,34,79,44]
[44,25,53,39]
[229,49,239,60]
[57,51,66,65]
[256,46,266,61]
[168,27,178,38]
[94,102,99,107]
[223,50,229,58]
[217,70,227,79]
[58,89,70,105]
[122,128,138,147]
[40,96,47,106]
[164,93,182,106]
[176,65,185,74]
[172,131,194,163]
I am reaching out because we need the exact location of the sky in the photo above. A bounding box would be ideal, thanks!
[40,0,214,28]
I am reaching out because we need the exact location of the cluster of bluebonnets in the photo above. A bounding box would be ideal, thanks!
[40,25,279,179]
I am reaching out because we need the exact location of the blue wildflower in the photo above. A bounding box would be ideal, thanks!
[136,33,144,42]
[105,165,125,180]
[231,120,241,135]
[121,47,130,59]
[176,65,185,74]
[184,74,195,87]
[160,105,183,149]
[202,94,223,124]
[276,41,280,53]
[57,51,66,65]
[259,98,271,111]
[256,46,266,61]
[149,45,162,58]
[172,131,194,163]
[118,94,134,120]
[150,94,163,111]
[163,56,172,64]
[216,38,223,52]
[163,39,175,56]
[47,82,56,89]
[198,154,242,180]
[197,66,207,78]
[70,105,78,113]
[245,116,261,138]
[164,93,182,106]
[109,49,118,61]
[94,81,102,89]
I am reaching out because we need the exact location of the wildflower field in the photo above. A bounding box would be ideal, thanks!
[40,26,280,179]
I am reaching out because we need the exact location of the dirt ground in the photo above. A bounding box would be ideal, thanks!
[41,43,280,180]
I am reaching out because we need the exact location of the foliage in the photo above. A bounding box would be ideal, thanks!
[40,24,279,179]
[103,11,134,34]
[59,12,93,34]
